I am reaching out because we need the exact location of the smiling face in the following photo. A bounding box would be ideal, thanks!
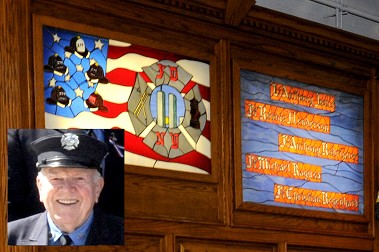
[37,167,104,233]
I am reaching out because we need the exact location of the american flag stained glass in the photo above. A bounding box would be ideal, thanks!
[43,26,211,174]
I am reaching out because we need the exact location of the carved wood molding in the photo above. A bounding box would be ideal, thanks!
[33,0,379,68]
[241,14,379,64]
[126,0,225,22]
[224,0,256,26]
[128,0,379,65]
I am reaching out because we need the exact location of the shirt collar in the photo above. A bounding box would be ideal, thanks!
[47,211,94,245]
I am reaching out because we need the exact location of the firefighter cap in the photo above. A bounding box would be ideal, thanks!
[30,132,108,173]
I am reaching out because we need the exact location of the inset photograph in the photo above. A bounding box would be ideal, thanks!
[7,129,125,246]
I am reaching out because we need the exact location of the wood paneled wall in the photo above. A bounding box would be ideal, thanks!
[2,0,379,251]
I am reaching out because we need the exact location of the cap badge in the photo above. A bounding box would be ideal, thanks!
[61,133,79,150]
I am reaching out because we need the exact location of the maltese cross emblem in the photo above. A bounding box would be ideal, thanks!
[61,133,79,150]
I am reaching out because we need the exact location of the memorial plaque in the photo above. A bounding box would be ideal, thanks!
[240,70,364,214]
[42,25,211,174]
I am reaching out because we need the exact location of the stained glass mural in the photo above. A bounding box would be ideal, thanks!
[43,26,211,174]
[241,69,364,214]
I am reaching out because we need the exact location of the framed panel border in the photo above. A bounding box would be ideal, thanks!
[231,48,374,237]
[32,13,226,225]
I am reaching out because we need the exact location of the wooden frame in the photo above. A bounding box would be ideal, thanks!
[231,46,374,236]
[32,13,226,227]
[33,14,218,177]
[4,0,378,251]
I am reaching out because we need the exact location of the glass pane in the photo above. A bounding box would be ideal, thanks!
[43,26,211,174]
[241,69,364,214]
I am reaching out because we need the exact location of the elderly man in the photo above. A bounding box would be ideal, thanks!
[8,132,124,245]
